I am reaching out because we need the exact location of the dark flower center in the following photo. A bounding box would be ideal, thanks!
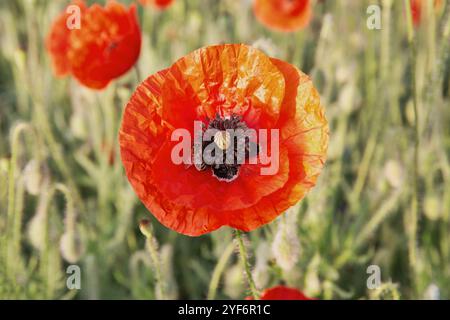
[193,114,258,182]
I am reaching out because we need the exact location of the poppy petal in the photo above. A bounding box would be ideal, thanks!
[45,0,87,76]
[161,44,285,132]
[261,286,313,300]
[253,0,312,32]
[47,1,141,89]
[222,59,328,232]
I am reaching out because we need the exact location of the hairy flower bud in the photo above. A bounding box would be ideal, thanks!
[272,208,301,271]
[60,204,85,263]
[252,241,271,288]
[27,211,46,250]
[23,160,47,196]
[60,227,85,263]
[384,160,404,189]
[27,188,51,250]
[160,244,178,299]
[424,283,440,300]
[424,196,441,221]
[224,263,244,299]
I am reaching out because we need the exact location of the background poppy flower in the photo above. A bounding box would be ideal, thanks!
[120,44,328,236]
[410,0,443,26]
[258,286,313,300]
[253,0,312,32]
[46,0,141,89]
[46,0,86,77]
[138,0,174,10]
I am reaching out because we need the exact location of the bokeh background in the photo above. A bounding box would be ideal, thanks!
[0,0,449,299]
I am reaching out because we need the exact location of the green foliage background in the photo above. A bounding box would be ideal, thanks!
[0,0,449,299]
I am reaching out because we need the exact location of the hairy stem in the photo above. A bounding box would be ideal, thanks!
[234,229,259,299]
[139,220,167,299]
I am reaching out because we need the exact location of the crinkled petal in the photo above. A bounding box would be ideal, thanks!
[120,44,328,236]
[222,58,328,231]
[161,44,285,132]
[46,0,87,76]
[151,142,290,211]
[67,2,141,89]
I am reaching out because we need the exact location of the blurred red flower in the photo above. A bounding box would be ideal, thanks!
[410,0,443,26]
[138,0,174,9]
[248,286,313,300]
[253,0,312,32]
[46,0,141,90]
[119,44,328,236]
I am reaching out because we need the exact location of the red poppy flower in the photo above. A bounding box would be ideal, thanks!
[410,0,443,26]
[247,286,313,300]
[119,44,328,236]
[253,0,312,32]
[138,0,174,9]
[46,0,141,89]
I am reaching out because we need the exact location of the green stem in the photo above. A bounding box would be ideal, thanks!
[6,122,34,277]
[139,220,167,299]
[32,100,85,216]
[54,183,76,233]
[134,65,142,83]
[12,177,25,268]
[40,183,74,298]
[234,229,259,299]
[404,0,420,290]
[207,242,234,300]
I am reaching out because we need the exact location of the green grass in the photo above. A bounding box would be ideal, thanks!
[0,0,449,299]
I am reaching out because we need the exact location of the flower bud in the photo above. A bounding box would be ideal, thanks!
[338,84,360,114]
[70,111,88,140]
[60,228,85,263]
[424,196,441,221]
[60,204,85,263]
[304,254,321,296]
[160,244,178,299]
[224,263,244,299]
[27,211,46,250]
[252,241,271,288]
[271,206,301,271]
[139,219,154,239]
[424,283,440,300]
[27,188,51,250]
[272,217,300,271]
[23,160,47,196]
[384,160,404,189]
